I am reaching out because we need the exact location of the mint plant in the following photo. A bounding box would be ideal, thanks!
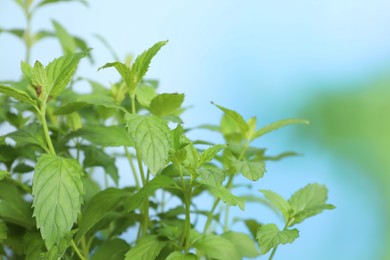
[0,0,334,259]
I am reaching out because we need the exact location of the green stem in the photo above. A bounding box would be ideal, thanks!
[70,239,86,260]
[5,176,32,193]
[269,220,291,260]
[124,146,140,189]
[39,106,56,155]
[131,94,136,114]
[178,165,191,253]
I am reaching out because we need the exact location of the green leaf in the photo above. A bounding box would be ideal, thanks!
[52,20,77,54]
[131,40,168,92]
[288,183,335,226]
[149,93,184,116]
[45,49,90,100]
[212,102,249,135]
[75,188,128,242]
[36,0,88,8]
[251,118,309,141]
[67,125,134,147]
[124,235,167,260]
[32,154,84,249]
[32,61,49,99]
[0,181,34,229]
[54,100,127,115]
[0,28,24,39]
[166,252,198,260]
[244,219,263,239]
[24,231,45,260]
[256,224,299,255]
[222,231,259,258]
[260,190,291,223]
[0,170,10,181]
[7,123,47,151]
[0,84,36,106]
[234,158,265,181]
[21,61,34,82]
[208,186,245,210]
[82,146,119,185]
[99,62,132,91]
[125,114,171,174]
[135,83,157,107]
[0,220,7,241]
[198,167,225,187]
[193,234,241,260]
[90,238,130,260]
[197,144,226,167]
[125,175,176,212]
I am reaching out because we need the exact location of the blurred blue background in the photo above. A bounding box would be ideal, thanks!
[1,0,390,259]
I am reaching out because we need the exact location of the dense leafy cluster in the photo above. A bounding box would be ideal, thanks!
[0,0,334,259]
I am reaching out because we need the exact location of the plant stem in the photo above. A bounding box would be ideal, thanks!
[178,165,191,253]
[124,146,140,189]
[70,239,86,260]
[269,220,291,260]
[269,247,278,260]
[131,95,136,114]
[39,106,56,155]
[203,173,235,234]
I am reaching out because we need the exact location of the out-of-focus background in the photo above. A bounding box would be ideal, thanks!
[1,1,390,259]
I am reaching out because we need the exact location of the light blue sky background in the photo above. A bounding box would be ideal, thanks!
[1,0,390,259]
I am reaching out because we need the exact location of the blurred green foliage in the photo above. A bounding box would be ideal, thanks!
[299,73,390,259]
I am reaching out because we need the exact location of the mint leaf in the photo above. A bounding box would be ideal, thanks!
[37,0,88,8]
[98,62,132,91]
[45,49,90,100]
[7,123,47,151]
[212,102,249,135]
[82,146,119,185]
[125,114,171,174]
[67,125,134,147]
[260,190,291,222]
[256,224,299,255]
[166,252,198,260]
[131,41,168,91]
[193,233,241,260]
[251,118,309,141]
[0,84,36,106]
[124,235,166,260]
[0,181,34,229]
[198,167,225,187]
[125,175,176,212]
[0,170,10,181]
[197,144,226,167]
[0,220,7,241]
[234,158,265,181]
[209,186,245,210]
[135,84,157,107]
[222,231,259,258]
[52,20,77,54]
[32,61,49,99]
[54,100,127,115]
[149,93,184,116]
[90,238,130,260]
[33,154,84,249]
[24,231,44,260]
[75,188,128,242]
[289,183,335,226]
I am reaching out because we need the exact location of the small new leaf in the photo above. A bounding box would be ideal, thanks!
[209,186,245,210]
[197,144,226,168]
[0,84,37,106]
[288,183,335,226]
[131,40,168,91]
[256,224,299,255]
[33,154,84,249]
[260,190,291,223]
[125,114,171,174]
[124,235,166,260]
[45,49,90,101]
[234,158,265,181]
[251,118,309,141]
[212,102,249,135]
[149,93,184,116]
[193,234,241,260]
